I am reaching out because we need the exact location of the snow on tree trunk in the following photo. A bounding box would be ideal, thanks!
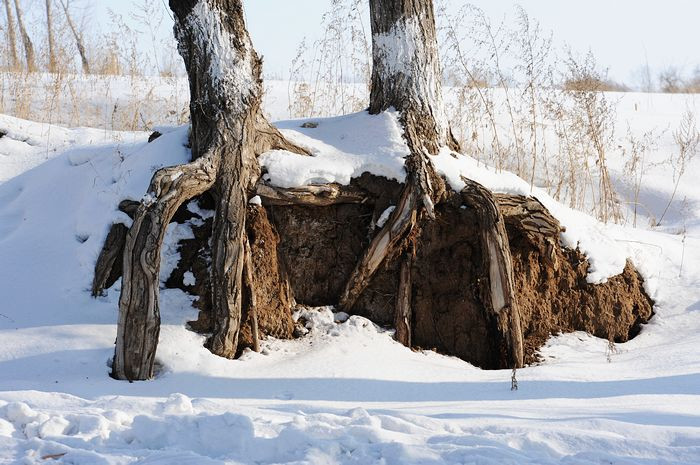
[368,0,457,154]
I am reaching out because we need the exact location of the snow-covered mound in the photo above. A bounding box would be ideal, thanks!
[0,108,699,464]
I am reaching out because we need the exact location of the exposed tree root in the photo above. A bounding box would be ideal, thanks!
[460,179,524,368]
[113,155,218,380]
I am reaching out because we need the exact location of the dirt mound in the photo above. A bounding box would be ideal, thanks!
[164,175,654,367]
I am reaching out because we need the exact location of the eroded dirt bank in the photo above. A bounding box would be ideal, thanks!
[167,175,653,367]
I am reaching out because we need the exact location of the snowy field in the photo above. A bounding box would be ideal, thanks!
[0,82,699,464]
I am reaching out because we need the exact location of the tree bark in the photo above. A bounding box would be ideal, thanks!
[45,0,57,73]
[111,0,305,380]
[59,0,89,74]
[12,0,34,72]
[3,0,19,70]
[340,0,457,311]
[368,0,458,154]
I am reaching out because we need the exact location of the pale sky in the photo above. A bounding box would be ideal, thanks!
[89,0,699,85]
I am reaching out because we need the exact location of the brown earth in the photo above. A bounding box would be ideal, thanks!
[164,175,654,368]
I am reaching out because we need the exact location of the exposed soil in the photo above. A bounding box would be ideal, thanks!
[164,175,654,368]
[408,194,501,368]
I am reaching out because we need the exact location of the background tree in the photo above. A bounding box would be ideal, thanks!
[3,0,18,70]
[12,0,34,72]
[59,0,89,73]
[45,0,56,73]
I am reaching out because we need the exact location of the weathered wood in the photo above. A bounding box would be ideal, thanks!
[495,194,562,271]
[256,182,368,206]
[92,223,128,297]
[394,252,413,347]
[112,156,218,381]
[461,179,524,368]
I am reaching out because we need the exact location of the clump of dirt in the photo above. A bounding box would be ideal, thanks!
[237,205,295,351]
[265,173,402,320]
[166,198,296,354]
[505,215,654,364]
[165,176,653,368]
[410,194,501,368]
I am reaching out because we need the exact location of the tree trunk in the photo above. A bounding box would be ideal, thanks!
[12,0,34,72]
[394,251,413,347]
[3,0,19,70]
[368,0,458,154]
[340,0,457,311]
[112,0,305,380]
[59,0,89,74]
[45,0,57,73]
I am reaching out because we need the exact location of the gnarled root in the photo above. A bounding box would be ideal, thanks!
[112,155,217,381]
[461,178,524,368]
[339,151,446,311]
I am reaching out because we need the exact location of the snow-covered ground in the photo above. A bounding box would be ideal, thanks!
[0,83,699,464]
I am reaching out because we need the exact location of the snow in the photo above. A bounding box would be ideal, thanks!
[260,110,409,187]
[0,84,699,464]
[376,206,396,228]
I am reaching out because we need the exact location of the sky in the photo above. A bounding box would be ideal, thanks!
[86,0,700,84]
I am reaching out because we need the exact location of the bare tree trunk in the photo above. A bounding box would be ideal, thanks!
[59,0,89,73]
[368,0,458,154]
[3,0,19,70]
[12,0,34,72]
[45,0,57,73]
[112,0,305,380]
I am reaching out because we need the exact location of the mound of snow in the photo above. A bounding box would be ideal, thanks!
[0,107,699,464]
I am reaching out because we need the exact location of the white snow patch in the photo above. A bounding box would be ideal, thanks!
[183,271,196,287]
[260,111,409,187]
[376,205,396,228]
